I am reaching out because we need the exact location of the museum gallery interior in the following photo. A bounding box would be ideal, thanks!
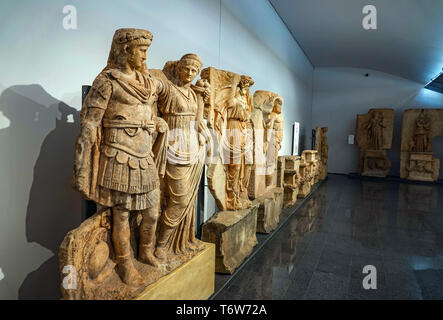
[0,0,442,301]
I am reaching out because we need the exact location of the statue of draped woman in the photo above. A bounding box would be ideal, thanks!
[223,76,255,210]
[367,111,385,150]
[410,109,432,152]
[151,54,212,259]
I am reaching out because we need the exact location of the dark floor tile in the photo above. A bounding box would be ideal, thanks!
[316,249,352,278]
[285,266,314,299]
[384,270,423,300]
[304,271,349,300]
[318,220,353,236]
[214,175,443,300]
[414,269,443,300]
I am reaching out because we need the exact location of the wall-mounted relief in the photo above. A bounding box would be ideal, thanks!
[400,109,443,182]
[355,108,394,177]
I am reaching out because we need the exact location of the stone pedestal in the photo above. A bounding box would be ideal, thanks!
[405,152,440,182]
[135,243,215,300]
[201,204,259,274]
[248,165,267,199]
[59,209,209,300]
[314,126,329,181]
[254,187,283,233]
[362,149,391,177]
[319,165,328,180]
[276,156,285,188]
[280,156,300,208]
[298,162,312,198]
[303,150,318,188]
[283,169,299,207]
[313,152,320,184]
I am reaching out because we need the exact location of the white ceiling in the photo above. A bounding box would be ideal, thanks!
[269,0,443,84]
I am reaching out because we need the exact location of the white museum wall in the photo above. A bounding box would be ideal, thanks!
[0,0,313,299]
[312,67,443,178]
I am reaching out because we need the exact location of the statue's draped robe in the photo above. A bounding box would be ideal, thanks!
[222,92,254,209]
[413,117,431,152]
[158,83,205,253]
[266,113,283,175]
[368,117,383,150]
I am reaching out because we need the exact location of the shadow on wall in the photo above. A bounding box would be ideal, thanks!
[0,85,82,300]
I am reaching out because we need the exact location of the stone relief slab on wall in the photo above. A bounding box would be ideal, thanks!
[400,109,443,182]
[356,108,394,177]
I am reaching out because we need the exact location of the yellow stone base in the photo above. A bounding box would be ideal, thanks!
[135,242,215,300]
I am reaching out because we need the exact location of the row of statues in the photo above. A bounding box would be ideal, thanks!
[59,28,318,300]
[200,143,328,275]
[279,136,328,209]
[356,108,442,182]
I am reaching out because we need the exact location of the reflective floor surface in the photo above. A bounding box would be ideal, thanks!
[215,174,443,300]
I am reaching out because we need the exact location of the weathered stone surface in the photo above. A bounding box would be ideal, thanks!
[243,90,284,201]
[279,156,301,207]
[302,150,318,188]
[276,156,285,188]
[248,97,267,199]
[135,243,215,300]
[406,152,439,182]
[254,187,284,234]
[59,209,204,300]
[297,157,312,199]
[400,109,443,182]
[362,149,391,177]
[201,204,259,274]
[201,67,254,211]
[314,127,328,180]
[63,28,212,299]
[313,151,320,184]
[356,108,394,177]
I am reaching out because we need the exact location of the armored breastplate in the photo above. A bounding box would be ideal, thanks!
[102,75,158,157]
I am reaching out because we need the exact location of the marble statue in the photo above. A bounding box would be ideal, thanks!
[279,156,301,207]
[71,28,168,287]
[200,67,261,274]
[249,90,284,198]
[367,111,385,150]
[200,67,255,211]
[409,109,432,152]
[60,29,214,300]
[355,108,394,177]
[400,108,443,182]
[314,127,328,180]
[150,54,211,258]
[264,93,284,188]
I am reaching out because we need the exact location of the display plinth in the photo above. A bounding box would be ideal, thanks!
[201,204,259,274]
[297,162,312,198]
[254,187,283,234]
[405,152,440,182]
[361,149,391,177]
[135,242,215,300]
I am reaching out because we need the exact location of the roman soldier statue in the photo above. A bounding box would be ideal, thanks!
[72,28,170,286]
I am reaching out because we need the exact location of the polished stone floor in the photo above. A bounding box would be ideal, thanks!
[215,174,443,300]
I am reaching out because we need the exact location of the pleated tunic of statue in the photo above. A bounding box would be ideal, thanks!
[158,83,204,253]
[90,69,163,211]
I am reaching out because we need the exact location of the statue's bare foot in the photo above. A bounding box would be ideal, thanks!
[116,258,144,287]
[154,246,167,260]
[191,239,206,251]
[188,239,205,252]
[139,248,160,267]
[243,199,252,208]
